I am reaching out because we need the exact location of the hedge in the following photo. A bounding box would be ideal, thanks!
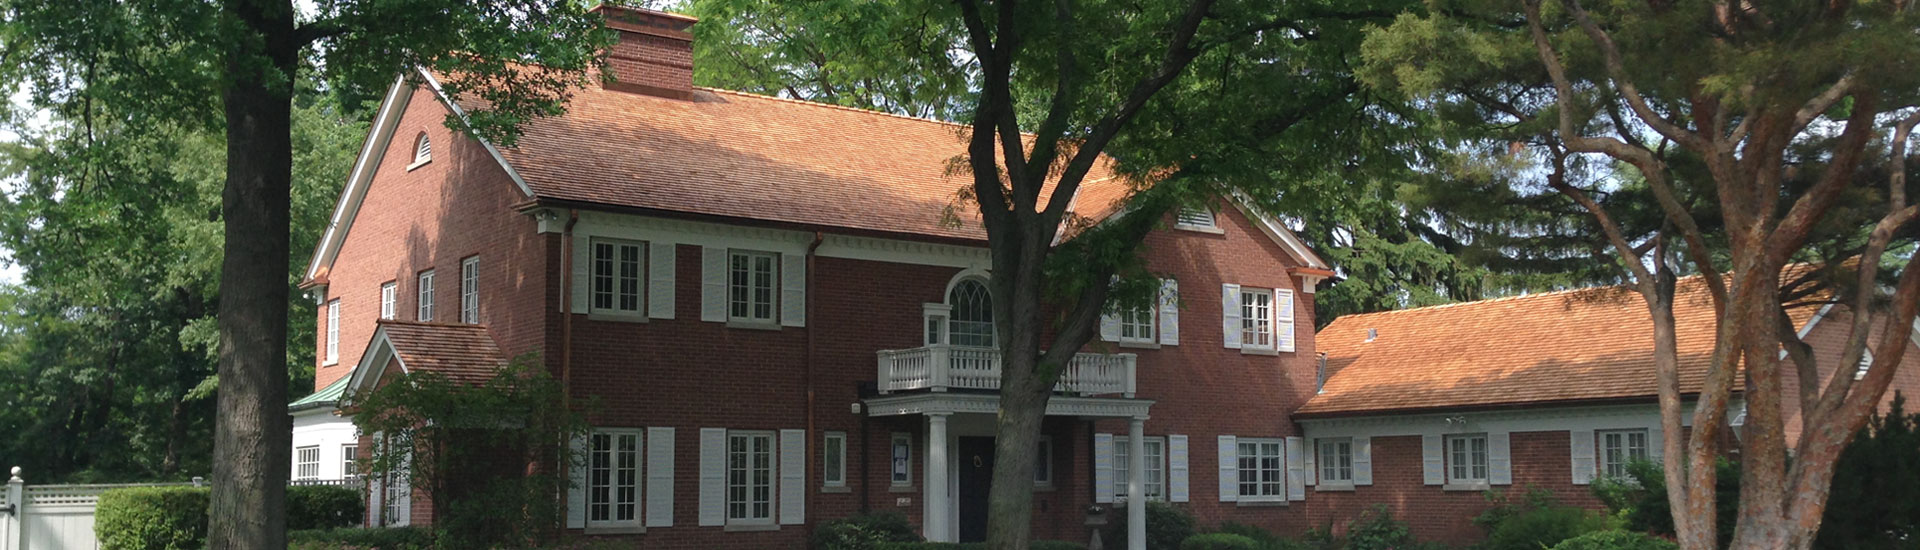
[95,486,211,550]
[874,541,1085,550]
[1549,530,1680,550]
[287,485,366,530]
[1178,533,1259,550]
[288,526,434,550]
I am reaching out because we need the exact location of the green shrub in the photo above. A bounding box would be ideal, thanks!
[1548,530,1678,550]
[1105,502,1197,550]
[812,511,924,549]
[1590,458,1739,548]
[1212,522,1311,550]
[94,486,211,550]
[1818,393,1920,549]
[287,485,365,531]
[871,541,1081,550]
[288,526,434,550]
[1476,488,1617,550]
[1180,533,1259,550]
[1343,505,1442,550]
[1031,541,1088,550]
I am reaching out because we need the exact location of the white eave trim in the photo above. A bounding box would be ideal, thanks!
[414,67,535,197]
[340,327,407,406]
[1227,194,1330,270]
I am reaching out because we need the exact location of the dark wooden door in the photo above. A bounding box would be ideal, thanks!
[958,436,996,542]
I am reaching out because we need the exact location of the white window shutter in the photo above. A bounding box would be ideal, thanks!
[780,254,806,327]
[697,428,726,526]
[1285,436,1306,501]
[1422,435,1444,485]
[1221,284,1242,349]
[1570,430,1596,485]
[1647,426,1664,460]
[1302,439,1317,487]
[1158,279,1179,345]
[645,427,674,527]
[367,476,382,528]
[1093,433,1115,503]
[648,243,676,319]
[1489,432,1512,486]
[567,434,587,528]
[1275,289,1296,352]
[1099,312,1121,342]
[1352,437,1373,486]
[1216,435,1238,502]
[700,247,727,323]
[570,235,590,313]
[1168,434,1190,502]
[779,429,805,524]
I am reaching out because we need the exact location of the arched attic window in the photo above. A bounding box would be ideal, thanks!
[408,132,432,169]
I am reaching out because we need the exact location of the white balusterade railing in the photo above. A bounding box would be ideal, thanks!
[876,344,1136,397]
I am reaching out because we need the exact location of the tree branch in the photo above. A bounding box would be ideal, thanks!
[1561,0,1713,151]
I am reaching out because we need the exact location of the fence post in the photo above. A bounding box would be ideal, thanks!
[7,467,24,550]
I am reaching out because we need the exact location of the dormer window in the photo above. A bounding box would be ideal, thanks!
[1175,207,1218,232]
[408,132,432,170]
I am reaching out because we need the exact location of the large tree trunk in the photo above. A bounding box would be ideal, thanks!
[208,0,297,546]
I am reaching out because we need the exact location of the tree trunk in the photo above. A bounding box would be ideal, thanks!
[208,0,297,546]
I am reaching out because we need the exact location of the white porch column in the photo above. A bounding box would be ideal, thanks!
[924,413,952,542]
[7,467,25,550]
[1128,416,1147,550]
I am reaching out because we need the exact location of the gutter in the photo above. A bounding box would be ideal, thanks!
[803,231,824,530]
[560,210,580,396]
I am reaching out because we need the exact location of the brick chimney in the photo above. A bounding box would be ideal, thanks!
[593,4,697,100]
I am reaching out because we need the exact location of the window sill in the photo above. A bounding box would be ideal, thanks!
[889,485,917,493]
[584,525,644,535]
[724,522,779,532]
[1240,347,1279,356]
[1174,224,1225,235]
[1314,484,1355,492]
[405,158,431,172]
[1443,482,1490,492]
[1235,499,1289,507]
[1118,340,1160,350]
[588,311,649,323]
[726,319,782,331]
[821,485,851,494]
[323,360,339,367]
[1033,484,1056,493]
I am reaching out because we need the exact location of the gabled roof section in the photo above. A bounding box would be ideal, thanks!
[1300,274,1824,417]
[342,320,511,404]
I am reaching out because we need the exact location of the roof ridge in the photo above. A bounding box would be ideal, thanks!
[1333,283,1632,322]
[377,319,490,329]
[696,87,987,135]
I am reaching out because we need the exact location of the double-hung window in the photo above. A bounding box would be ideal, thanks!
[1114,436,1167,502]
[1119,306,1154,344]
[726,431,776,525]
[1597,429,1649,479]
[591,239,645,317]
[295,446,320,480]
[379,282,396,320]
[823,431,847,489]
[417,270,435,321]
[324,300,340,365]
[1446,434,1489,485]
[1240,288,1274,350]
[341,444,359,478]
[728,250,778,324]
[1236,438,1285,501]
[460,256,479,324]
[1318,438,1354,485]
[587,429,641,529]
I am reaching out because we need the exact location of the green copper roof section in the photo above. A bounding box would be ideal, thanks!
[288,374,350,411]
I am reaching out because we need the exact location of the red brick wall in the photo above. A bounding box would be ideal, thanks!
[1782,306,1920,444]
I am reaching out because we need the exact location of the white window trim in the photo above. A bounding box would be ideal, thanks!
[406,132,431,171]
[295,445,320,481]
[460,256,480,324]
[590,238,648,320]
[727,249,779,326]
[1118,306,1155,346]
[725,430,777,527]
[1235,438,1286,502]
[1240,288,1275,353]
[1445,433,1490,488]
[324,300,340,365]
[417,270,435,321]
[1174,207,1223,233]
[1597,428,1649,480]
[889,432,913,488]
[1317,437,1354,488]
[823,431,848,489]
[586,428,644,531]
[1114,436,1168,503]
[341,444,359,479]
[379,282,396,320]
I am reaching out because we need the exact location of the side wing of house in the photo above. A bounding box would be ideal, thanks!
[1783,305,1920,444]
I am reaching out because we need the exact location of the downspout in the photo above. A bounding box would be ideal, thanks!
[804,231,824,527]
[560,210,580,395]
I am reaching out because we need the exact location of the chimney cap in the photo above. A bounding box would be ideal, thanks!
[592,4,699,25]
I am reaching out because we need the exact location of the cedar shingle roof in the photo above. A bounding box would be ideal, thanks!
[1300,275,1825,417]
[377,320,509,385]
[492,85,1132,241]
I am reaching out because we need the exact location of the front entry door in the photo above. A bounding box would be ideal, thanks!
[957,436,995,542]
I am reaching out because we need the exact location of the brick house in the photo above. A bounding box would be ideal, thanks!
[1299,276,1920,544]
[292,5,1341,547]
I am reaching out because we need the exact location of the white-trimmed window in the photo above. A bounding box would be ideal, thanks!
[324,300,340,365]
[1035,437,1054,488]
[341,444,359,478]
[592,239,645,316]
[380,282,396,320]
[410,133,431,167]
[1855,352,1873,381]
[1114,436,1167,502]
[890,433,913,486]
[1318,438,1353,484]
[948,278,995,347]
[295,446,320,480]
[728,250,778,323]
[1447,434,1489,484]
[1236,438,1285,501]
[460,256,479,324]
[823,431,847,489]
[588,429,642,528]
[1240,288,1274,350]
[1175,207,1217,230]
[1598,429,1649,480]
[726,431,776,525]
[417,270,435,321]
[1119,306,1154,344]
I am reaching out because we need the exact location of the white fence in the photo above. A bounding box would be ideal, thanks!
[0,467,202,550]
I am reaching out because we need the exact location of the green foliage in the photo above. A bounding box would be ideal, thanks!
[1181,533,1261,550]
[352,358,586,548]
[94,486,211,550]
[286,485,367,531]
[1332,505,1448,550]
[1209,522,1314,550]
[1546,530,1678,550]
[1104,502,1198,550]
[873,543,1083,550]
[288,526,435,550]
[1590,458,1739,547]
[1816,393,1920,550]
[1474,488,1618,550]
[810,511,923,549]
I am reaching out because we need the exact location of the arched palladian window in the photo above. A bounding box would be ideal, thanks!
[947,278,994,347]
[412,132,432,165]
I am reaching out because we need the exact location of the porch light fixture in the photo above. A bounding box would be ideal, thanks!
[850,402,864,415]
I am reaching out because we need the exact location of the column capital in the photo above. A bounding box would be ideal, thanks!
[926,412,953,418]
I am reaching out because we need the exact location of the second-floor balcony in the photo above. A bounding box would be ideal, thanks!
[876,344,1137,398]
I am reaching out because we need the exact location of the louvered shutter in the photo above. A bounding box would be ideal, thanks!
[570,235,591,313]
[700,248,727,322]
[567,434,587,528]
[779,429,805,524]
[1275,289,1296,352]
[1285,437,1306,501]
[1422,435,1444,485]
[1158,279,1179,345]
[1093,433,1115,503]
[1352,437,1373,486]
[1168,435,1190,502]
[645,427,674,527]
[1647,426,1665,460]
[648,243,676,319]
[1302,439,1316,487]
[1570,430,1596,485]
[1221,284,1242,349]
[1489,432,1513,485]
[368,477,382,528]
[1099,312,1121,342]
[697,428,726,526]
[1217,435,1238,502]
[780,254,806,327]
